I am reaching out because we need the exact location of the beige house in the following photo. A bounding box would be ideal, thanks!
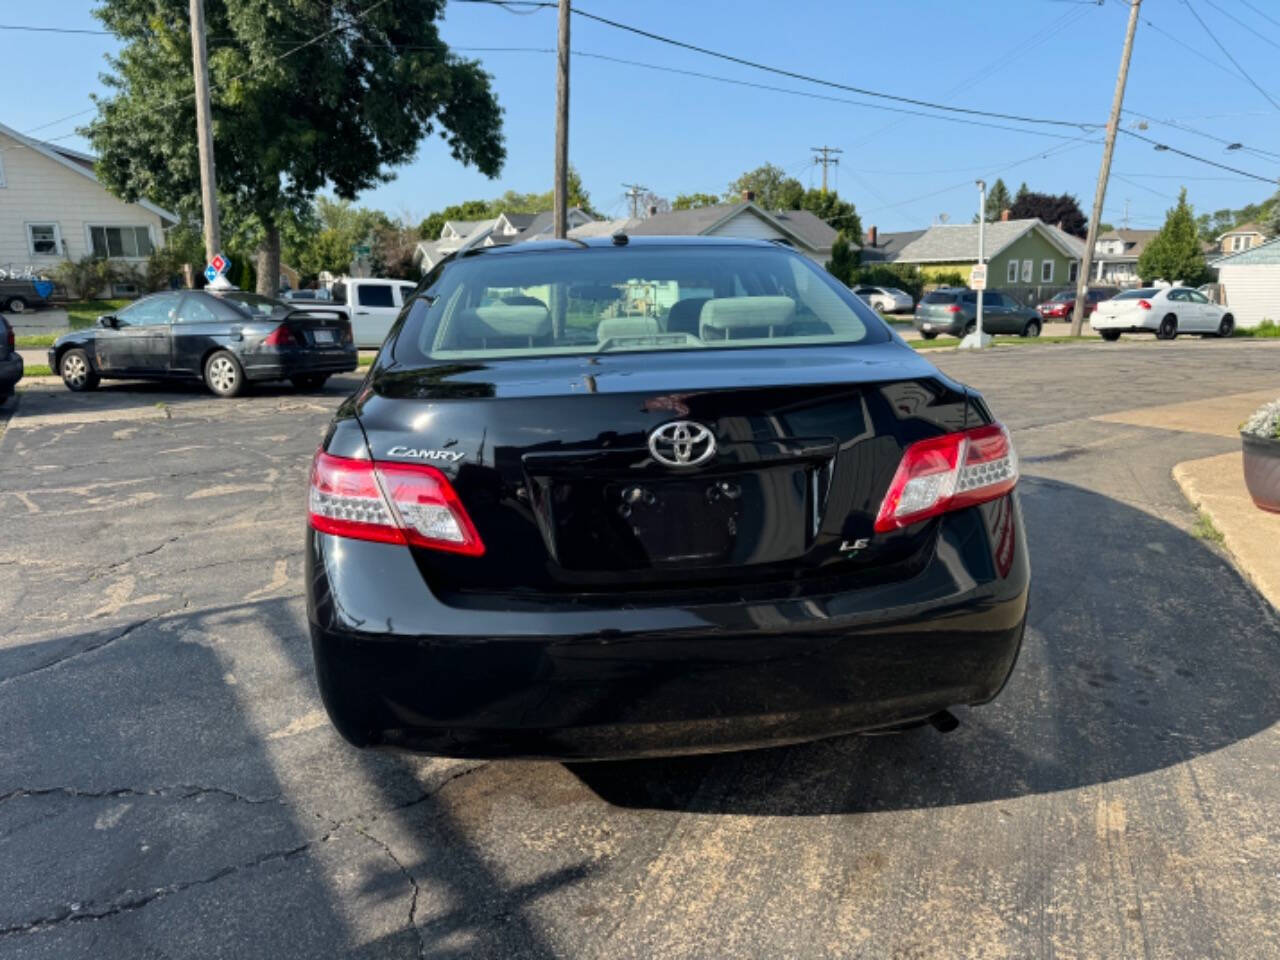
[0,121,176,292]
[1215,223,1271,256]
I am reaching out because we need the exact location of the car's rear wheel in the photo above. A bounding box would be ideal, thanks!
[1217,314,1235,338]
[1022,319,1041,338]
[204,350,244,397]
[1101,330,1121,342]
[1157,314,1178,340]
[291,374,329,392]
[5,296,27,314]
[920,331,939,340]
[60,348,99,391]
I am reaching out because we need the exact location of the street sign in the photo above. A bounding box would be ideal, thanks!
[971,264,988,290]
[204,265,219,284]
[210,252,230,275]
[353,244,371,257]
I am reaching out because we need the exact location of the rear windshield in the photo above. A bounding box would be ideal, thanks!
[921,291,957,304]
[1115,288,1158,300]
[218,292,287,317]
[1051,291,1074,301]
[398,246,890,360]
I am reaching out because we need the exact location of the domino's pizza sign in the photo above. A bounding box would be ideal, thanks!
[205,252,232,284]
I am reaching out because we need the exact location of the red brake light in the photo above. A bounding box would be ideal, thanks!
[947,304,962,313]
[309,450,485,556]
[874,424,1018,533]
[1137,299,1152,310]
[263,324,296,346]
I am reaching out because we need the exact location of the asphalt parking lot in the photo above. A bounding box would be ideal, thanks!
[3,339,1280,959]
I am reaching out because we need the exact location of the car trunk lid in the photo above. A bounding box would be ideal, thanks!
[353,344,975,599]
[280,308,352,348]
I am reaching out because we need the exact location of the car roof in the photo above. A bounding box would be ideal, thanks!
[457,235,797,258]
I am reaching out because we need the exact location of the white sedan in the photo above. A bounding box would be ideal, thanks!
[853,285,914,314]
[1091,286,1235,341]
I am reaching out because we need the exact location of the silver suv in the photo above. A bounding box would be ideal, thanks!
[913,287,1042,339]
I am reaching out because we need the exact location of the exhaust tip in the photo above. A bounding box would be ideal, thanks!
[929,709,960,733]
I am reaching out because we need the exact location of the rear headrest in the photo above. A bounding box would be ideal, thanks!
[596,315,661,341]
[699,296,796,338]
[463,304,552,341]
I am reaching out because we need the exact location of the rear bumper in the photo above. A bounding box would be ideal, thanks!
[0,354,23,394]
[241,347,357,381]
[306,496,1030,759]
[913,315,964,336]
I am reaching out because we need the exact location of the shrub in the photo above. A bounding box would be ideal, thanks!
[53,256,119,299]
[1241,399,1280,440]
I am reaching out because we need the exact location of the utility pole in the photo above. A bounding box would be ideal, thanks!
[552,0,570,239]
[189,0,220,264]
[976,179,986,345]
[812,145,843,194]
[1122,198,1130,231]
[1071,0,1141,337]
[622,183,649,219]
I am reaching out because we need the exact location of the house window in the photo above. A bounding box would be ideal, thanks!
[1041,260,1054,283]
[1021,259,1033,283]
[1068,260,1079,283]
[26,223,62,256]
[89,225,154,259]
[1007,259,1019,283]
[1231,235,1246,252]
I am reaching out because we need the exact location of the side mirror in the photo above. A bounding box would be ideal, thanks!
[97,314,118,328]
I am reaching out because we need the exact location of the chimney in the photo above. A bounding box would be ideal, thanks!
[1000,209,1011,222]
[742,189,755,202]
[867,225,878,247]
[647,205,658,217]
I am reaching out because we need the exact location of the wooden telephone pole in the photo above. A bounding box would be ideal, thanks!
[1071,0,1141,337]
[553,0,571,238]
[189,0,221,263]
[812,145,843,194]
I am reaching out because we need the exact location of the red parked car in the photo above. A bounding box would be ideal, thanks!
[1037,287,1119,319]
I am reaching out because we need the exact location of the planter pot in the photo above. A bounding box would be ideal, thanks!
[1242,432,1280,513]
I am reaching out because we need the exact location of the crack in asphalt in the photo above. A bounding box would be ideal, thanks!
[353,825,427,960]
[0,619,150,688]
[0,784,282,807]
[0,841,315,939]
[90,536,183,580]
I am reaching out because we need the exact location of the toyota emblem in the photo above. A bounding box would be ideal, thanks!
[648,420,716,467]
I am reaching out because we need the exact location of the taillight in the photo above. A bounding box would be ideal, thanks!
[947,304,962,313]
[874,424,1018,532]
[340,323,353,344]
[308,450,484,556]
[1137,299,1152,310]
[263,324,296,346]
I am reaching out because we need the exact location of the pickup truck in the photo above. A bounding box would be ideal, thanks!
[1,278,55,314]
[328,278,419,349]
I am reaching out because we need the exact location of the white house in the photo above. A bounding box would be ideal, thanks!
[0,121,176,292]
[1212,236,1280,330]
[625,196,838,263]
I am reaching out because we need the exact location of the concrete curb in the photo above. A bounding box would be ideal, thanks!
[1174,451,1280,611]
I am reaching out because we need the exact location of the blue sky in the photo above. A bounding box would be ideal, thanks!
[6,0,1280,233]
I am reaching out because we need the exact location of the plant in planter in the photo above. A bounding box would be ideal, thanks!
[1241,399,1280,513]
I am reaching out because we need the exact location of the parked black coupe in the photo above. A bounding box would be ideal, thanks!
[49,290,357,397]
[306,236,1030,759]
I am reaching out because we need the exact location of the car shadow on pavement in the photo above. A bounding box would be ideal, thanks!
[0,597,578,958]
[567,476,1280,814]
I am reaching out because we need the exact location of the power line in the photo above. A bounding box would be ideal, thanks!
[565,6,1101,131]
[1119,128,1279,183]
[1200,0,1280,50]
[1180,0,1280,111]
[1235,0,1280,31]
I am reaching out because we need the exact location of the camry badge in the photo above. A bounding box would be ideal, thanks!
[648,420,716,468]
[386,446,466,463]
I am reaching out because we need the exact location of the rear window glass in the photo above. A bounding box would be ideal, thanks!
[922,292,957,304]
[1115,288,1158,300]
[397,247,890,361]
[357,284,396,308]
[1051,291,1074,301]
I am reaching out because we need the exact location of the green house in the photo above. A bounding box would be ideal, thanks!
[892,218,1087,292]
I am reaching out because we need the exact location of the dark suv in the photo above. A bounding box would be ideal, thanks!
[913,287,1042,338]
[0,315,23,405]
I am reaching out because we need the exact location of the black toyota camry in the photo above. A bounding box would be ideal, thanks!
[49,289,356,397]
[307,236,1029,759]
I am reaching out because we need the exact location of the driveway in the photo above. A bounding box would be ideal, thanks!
[2,341,1279,958]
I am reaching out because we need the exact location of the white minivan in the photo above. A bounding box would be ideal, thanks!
[332,278,419,348]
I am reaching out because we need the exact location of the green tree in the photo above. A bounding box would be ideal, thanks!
[417,167,595,239]
[86,0,505,295]
[1138,188,1213,286]
[1009,191,1087,237]
[979,178,1011,222]
[825,231,860,284]
[1015,182,1030,204]
[801,189,860,235]
[727,164,805,210]
[672,192,723,211]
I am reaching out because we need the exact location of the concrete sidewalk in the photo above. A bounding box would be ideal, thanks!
[1176,453,1280,610]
